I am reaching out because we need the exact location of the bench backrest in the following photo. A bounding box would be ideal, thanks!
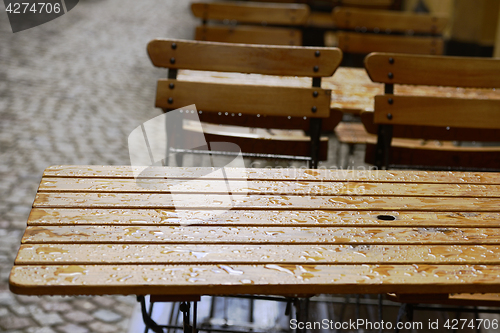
[148,39,343,168]
[364,52,500,170]
[191,1,309,45]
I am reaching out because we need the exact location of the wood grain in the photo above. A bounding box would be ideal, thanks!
[333,7,448,34]
[374,95,500,130]
[365,52,500,88]
[194,25,302,46]
[10,264,500,296]
[148,39,342,77]
[156,80,331,118]
[41,165,500,184]
[190,2,309,25]
[337,31,444,55]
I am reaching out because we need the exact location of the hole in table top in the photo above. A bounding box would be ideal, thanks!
[376,215,396,221]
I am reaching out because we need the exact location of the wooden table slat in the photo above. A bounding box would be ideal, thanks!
[20,225,500,245]
[16,244,500,265]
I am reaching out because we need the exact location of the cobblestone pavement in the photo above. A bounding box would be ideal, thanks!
[0,1,197,332]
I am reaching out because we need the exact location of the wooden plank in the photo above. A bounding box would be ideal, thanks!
[148,39,342,77]
[197,108,343,131]
[374,95,500,130]
[333,7,448,34]
[365,143,500,171]
[32,192,500,211]
[16,244,500,265]
[10,264,500,296]
[190,2,309,25]
[361,110,500,141]
[156,80,331,118]
[28,208,500,228]
[365,52,500,88]
[306,12,335,28]
[38,177,500,198]
[20,225,500,245]
[194,25,302,46]
[41,166,500,184]
[337,32,444,55]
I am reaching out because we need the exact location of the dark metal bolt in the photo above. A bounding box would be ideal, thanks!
[387,113,393,120]
[388,72,393,79]
[169,83,175,89]
[388,98,393,104]
[313,91,318,97]
[168,97,173,104]
[313,66,319,72]
[389,57,394,64]
[170,57,175,64]
[171,42,177,50]
[311,106,317,113]
[315,50,320,57]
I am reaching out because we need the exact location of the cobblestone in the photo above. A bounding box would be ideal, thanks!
[0,0,196,331]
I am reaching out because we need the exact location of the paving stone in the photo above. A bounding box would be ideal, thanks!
[72,299,97,312]
[30,307,65,326]
[91,297,116,308]
[87,321,118,333]
[55,323,89,333]
[0,290,16,306]
[92,309,122,323]
[41,301,73,313]
[0,315,34,330]
[9,304,32,316]
[26,327,57,333]
[16,295,43,304]
[63,310,94,324]
[0,307,9,317]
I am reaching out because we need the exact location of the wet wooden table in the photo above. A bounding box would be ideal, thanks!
[178,67,500,114]
[9,165,500,299]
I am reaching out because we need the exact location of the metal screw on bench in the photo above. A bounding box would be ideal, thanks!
[388,72,394,79]
[389,57,394,64]
[315,50,320,57]
[170,57,176,64]
[168,97,173,104]
[311,106,317,113]
[388,98,393,105]
[171,42,177,50]
[169,83,175,89]
[313,91,318,97]
[313,66,319,72]
[387,113,393,120]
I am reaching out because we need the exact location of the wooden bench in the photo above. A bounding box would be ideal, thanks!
[364,52,500,171]
[325,7,448,55]
[147,39,343,168]
[191,1,309,45]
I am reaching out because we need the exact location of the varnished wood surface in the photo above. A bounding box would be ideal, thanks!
[194,25,302,46]
[335,31,444,55]
[190,2,310,26]
[177,67,500,114]
[148,39,342,77]
[333,8,448,34]
[9,166,500,296]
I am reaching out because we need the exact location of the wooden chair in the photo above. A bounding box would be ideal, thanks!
[191,1,309,45]
[147,39,343,168]
[363,52,500,171]
[325,7,448,55]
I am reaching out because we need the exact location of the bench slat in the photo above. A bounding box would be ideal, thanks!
[190,2,309,25]
[33,192,500,211]
[10,264,500,296]
[148,39,341,77]
[365,53,500,88]
[374,95,500,130]
[194,25,302,46]
[21,226,500,245]
[156,80,331,118]
[16,244,500,265]
[28,208,500,228]
[38,177,500,198]
[42,166,500,184]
